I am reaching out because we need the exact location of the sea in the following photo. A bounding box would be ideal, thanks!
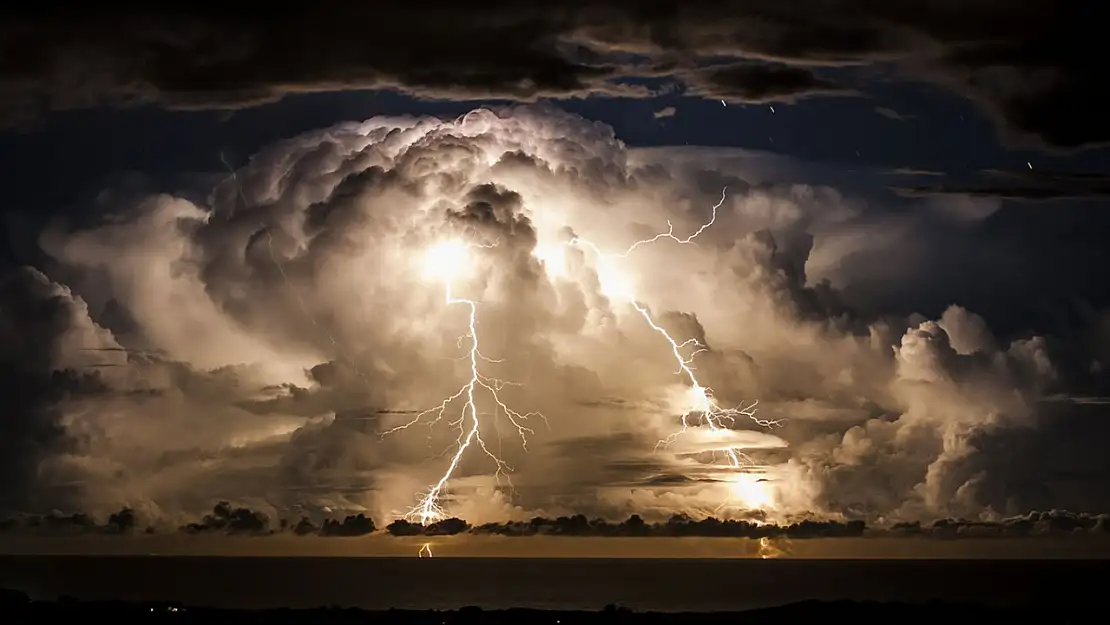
[0,556,1105,611]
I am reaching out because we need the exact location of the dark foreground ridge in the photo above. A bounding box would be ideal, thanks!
[0,590,1080,624]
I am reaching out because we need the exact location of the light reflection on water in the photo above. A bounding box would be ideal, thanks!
[2,534,1108,559]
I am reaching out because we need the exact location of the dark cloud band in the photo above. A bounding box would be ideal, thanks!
[0,1,1101,150]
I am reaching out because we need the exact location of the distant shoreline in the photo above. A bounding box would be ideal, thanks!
[0,590,1093,623]
[2,557,1105,612]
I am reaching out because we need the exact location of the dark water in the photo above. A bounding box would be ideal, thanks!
[0,557,1105,611]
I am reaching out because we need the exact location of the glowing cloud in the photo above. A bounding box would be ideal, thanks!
[728,473,775,511]
[596,257,637,302]
[419,240,473,283]
[532,244,568,280]
[17,105,1066,529]
[532,186,784,515]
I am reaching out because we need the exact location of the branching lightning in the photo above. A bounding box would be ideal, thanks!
[221,139,785,537]
[564,187,782,481]
[382,240,546,525]
[386,187,778,526]
[630,300,779,460]
[571,186,730,259]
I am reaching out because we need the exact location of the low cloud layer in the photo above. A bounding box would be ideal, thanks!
[892,169,1110,202]
[2,106,1108,528]
[0,1,1102,150]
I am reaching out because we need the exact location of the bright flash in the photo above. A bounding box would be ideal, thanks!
[420,239,472,283]
[686,385,714,414]
[533,243,568,279]
[541,187,784,511]
[728,473,774,511]
[387,238,545,525]
[596,258,636,301]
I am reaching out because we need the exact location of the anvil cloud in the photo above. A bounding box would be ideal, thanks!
[1,106,1105,528]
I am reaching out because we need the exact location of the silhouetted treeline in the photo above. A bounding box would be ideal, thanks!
[0,588,1080,623]
[299,513,377,537]
[1,505,1108,539]
[0,510,139,536]
[387,517,470,536]
[884,509,1110,538]
[182,501,270,535]
[470,514,866,538]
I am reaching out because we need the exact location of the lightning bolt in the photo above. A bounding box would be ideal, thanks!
[630,301,779,459]
[388,187,775,524]
[383,241,546,525]
[418,543,434,558]
[572,186,729,258]
[566,187,782,477]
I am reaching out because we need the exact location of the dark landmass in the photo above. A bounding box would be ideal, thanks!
[0,589,1077,623]
[2,504,1108,540]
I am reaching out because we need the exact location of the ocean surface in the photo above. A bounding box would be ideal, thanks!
[1,556,1106,611]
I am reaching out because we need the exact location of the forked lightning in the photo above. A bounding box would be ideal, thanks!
[391,187,779,526]
[383,240,546,525]
[568,187,782,471]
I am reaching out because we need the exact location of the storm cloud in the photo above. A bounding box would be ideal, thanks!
[2,106,1106,528]
[0,1,1101,150]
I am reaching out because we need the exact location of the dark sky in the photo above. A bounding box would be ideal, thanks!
[1,2,1109,535]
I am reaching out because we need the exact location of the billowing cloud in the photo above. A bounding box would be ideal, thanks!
[0,266,119,512]
[2,105,1106,528]
[0,2,1099,150]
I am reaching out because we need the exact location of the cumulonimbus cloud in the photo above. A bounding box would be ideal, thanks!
[2,105,1103,528]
